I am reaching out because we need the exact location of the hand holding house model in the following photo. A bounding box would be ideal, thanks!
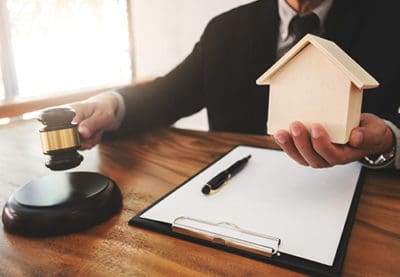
[257,34,379,144]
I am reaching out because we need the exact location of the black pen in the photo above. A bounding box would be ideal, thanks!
[201,155,251,195]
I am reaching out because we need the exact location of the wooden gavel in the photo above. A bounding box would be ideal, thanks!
[38,107,83,170]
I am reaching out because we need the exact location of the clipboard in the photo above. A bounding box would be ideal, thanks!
[129,145,364,277]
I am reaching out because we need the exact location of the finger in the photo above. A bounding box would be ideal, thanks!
[348,113,372,148]
[70,103,94,124]
[274,130,309,166]
[310,124,344,165]
[91,131,104,146]
[79,136,92,150]
[349,123,393,154]
[78,110,114,140]
[348,128,364,148]
[71,108,85,124]
[78,125,92,140]
[79,133,96,150]
[80,141,93,150]
[80,135,98,150]
[290,122,330,168]
[350,113,386,149]
[81,130,104,149]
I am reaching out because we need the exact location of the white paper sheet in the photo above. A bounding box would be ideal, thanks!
[141,146,361,266]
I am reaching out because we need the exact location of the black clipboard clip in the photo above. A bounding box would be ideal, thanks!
[172,216,281,258]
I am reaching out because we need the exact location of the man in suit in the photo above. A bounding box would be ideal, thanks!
[71,0,400,169]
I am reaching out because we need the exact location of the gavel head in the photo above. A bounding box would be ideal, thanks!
[38,107,83,170]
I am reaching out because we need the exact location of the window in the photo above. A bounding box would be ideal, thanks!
[1,0,132,102]
[0,68,5,101]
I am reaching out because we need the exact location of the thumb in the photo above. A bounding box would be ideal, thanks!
[78,111,113,140]
[70,103,95,125]
[78,116,102,139]
[348,129,364,148]
[78,124,92,139]
[349,128,380,149]
[349,113,395,153]
[348,126,392,155]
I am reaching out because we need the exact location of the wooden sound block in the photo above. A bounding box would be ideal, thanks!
[2,172,122,237]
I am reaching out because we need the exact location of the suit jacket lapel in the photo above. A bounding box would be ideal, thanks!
[244,0,279,134]
[251,0,279,79]
[325,0,363,52]
[250,0,363,74]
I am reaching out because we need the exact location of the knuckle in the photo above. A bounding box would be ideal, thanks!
[309,160,328,168]
[298,160,309,167]
[336,158,346,165]
[323,155,339,167]
[96,108,114,119]
[336,154,351,165]
[326,160,336,167]
[105,110,116,120]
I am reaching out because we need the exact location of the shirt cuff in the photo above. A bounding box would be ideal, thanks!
[104,90,126,131]
[360,120,399,170]
[386,120,400,169]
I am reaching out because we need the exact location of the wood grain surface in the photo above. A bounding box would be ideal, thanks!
[0,119,399,277]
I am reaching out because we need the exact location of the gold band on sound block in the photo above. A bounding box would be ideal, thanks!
[40,127,80,153]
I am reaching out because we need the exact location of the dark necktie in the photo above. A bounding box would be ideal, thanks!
[289,13,320,44]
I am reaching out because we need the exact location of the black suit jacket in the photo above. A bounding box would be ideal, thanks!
[117,0,400,135]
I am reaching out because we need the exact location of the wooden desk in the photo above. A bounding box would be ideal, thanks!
[0,119,399,276]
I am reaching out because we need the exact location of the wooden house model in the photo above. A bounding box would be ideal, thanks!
[256,34,379,144]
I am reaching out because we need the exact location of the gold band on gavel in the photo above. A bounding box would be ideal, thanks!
[40,128,80,153]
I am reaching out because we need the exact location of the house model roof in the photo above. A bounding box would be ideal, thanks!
[256,34,379,89]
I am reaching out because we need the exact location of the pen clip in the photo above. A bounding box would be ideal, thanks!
[203,155,251,195]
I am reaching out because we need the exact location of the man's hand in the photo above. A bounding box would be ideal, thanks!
[69,93,119,150]
[273,113,394,168]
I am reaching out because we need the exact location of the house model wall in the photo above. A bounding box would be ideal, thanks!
[256,34,379,144]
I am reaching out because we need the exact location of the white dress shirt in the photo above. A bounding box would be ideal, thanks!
[107,0,400,169]
[276,0,334,58]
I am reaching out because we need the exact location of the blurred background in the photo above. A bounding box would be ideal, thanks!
[0,0,254,129]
